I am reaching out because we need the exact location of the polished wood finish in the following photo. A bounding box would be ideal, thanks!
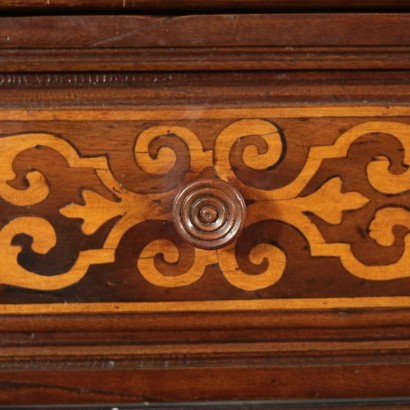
[1,14,409,49]
[1,72,410,109]
[2,0,410,12]
[0,9,409,408]
[172,179,246,250]
[1,48,410,72]
[7,401,410,410]
[0,15,408,78]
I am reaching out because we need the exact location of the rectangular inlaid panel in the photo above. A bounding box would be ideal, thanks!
[0,106,409,314]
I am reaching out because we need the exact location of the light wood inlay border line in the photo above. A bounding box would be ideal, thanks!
[2,297,410,315]
[0,106,409,121]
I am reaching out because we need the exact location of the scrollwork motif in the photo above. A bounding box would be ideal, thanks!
[138,239,213,288]
[134,125,211,176]
[0,217,114,290]
[0,133,108,206]
[0,118,408,291]
[214,120,409,284]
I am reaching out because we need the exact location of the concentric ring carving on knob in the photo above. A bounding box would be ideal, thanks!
[172,179,246,250]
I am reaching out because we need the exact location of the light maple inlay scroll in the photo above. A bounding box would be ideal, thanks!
[0,117,408,291]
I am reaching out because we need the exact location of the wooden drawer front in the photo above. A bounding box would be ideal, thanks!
[1,9,410,406]
[0,106,408,315]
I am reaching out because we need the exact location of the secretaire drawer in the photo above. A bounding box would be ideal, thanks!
[0,10,410,407]
[1,104,409,403]
[0,105,409,307]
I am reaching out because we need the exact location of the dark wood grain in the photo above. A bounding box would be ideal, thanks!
[6,400,410,410]
[1,47,410,72]
[0,71,409,108]
[2,363,410,404]
[0,14,407,74]
[2,0,410,12]
[0,14,409,49]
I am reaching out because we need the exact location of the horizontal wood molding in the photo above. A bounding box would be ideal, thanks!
[0,14,408,73]
[0,47,410,72]
[2,363,410,404]
[2,0,410,12]
[0,71,409,107]
[0,15,409,49]
[5,399,410,410]
[6,402,410,410]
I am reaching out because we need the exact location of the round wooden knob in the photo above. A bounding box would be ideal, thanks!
[172,179,246,250]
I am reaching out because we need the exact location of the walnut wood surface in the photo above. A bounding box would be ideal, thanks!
[1,72,410,108]
[0,14,408,74]
[1,47,410,72]
[2,0,410,12]
[7,401,410,410]
[1,14,409,49]
[0,9,409,407]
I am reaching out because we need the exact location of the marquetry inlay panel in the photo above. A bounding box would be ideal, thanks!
[0,107,409,314]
